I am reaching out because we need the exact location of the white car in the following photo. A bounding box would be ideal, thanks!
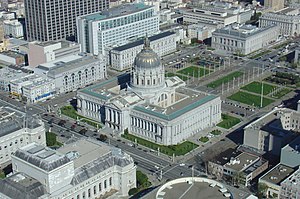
[179,163,185,166]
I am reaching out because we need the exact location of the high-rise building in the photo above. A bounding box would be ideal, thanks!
[77,3,159,55]
[24,0,110,42]
[264,0,284,11]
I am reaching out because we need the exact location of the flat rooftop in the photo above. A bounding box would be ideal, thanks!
[112,31,175,52]
[213,24,277,38]
[210,148,241,166]
[14,143,71,172]
[225,152,259,172]
[160,181,229,199]
[57,139,111,169]
[0,67,27,81]
[80,3,152,22]
[36,54,100,76]
[0,50,24,58]
[261,164,296,185]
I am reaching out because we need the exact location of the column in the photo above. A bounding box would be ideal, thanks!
[116,112,119,124]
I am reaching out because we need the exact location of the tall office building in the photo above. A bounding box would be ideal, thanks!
[24,0,110,42]
[264,0,284,11]
[77,3,159,55]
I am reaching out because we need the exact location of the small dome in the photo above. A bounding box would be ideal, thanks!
[134,37,161,69]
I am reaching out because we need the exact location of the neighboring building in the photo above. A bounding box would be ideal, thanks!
[180,8,238,26]
[0,20,4,43]
[77,38,221,145]
[259,8,300,36]
[259,164,297,199]
[0,67,31,91]
[10,74,55,103]
[1,12,15,20]
[34,54,106,94]
[281,136,300,167]
[77,3,159,55]
[3,20,23,38]
[212,24,279,55]
[280,167,300,199]
[24,0,110,42]
[208,148,268,186]
[187,24,216,41]
[243,108,299,156]
[28,40,81,67]
[0,106,46,167]
[110,31,177,71]
[265,0,285,11]
[0,50,25,65]
[0,138,136,198]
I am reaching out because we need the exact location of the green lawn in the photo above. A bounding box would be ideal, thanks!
[177,66,211,78]
[129,171,152,196]
[241,81,277,95]
[273,42,289,49]
[121,133,198,156]
[0,171,5,179]
[61,106,102,128]
[207,71,244,88]
[210,130,222,136]
[272,88,292,99]
[228,91,275,108]
[46,132,63,147]
[250,50,272,59]
[217,114,241,129]
[199,136,209,143]
[165,72,189,81]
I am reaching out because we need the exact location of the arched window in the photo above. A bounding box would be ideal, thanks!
[78,71,82,81]
[85,69,88,78]
[71,73,75,83]
[64,76,68,85]
[91,67,95,76]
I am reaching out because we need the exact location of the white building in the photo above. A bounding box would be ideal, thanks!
[10,74,55,103]
[3,20,23,38]
[77,38,221,145]
[180,7,244,27]
[28,40,81,68]
[212,24,279,55]
[280,167,300,199]
[77,3,159,55]
[0,67,31,92]
[0,107,46,167]
[259,8,300,36]
[187,24,216,41]
[110,31,177,71]
[34,54,107,94]
[0,138,136,198]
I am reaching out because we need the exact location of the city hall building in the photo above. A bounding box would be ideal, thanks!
[77,38,221,145]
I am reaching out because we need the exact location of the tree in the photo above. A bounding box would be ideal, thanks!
[124,128,129,135]
[46,132,57,146]
[232,171,245,186]
[99,134,108,142]
[257,183,268,198]
[136,171,148,187]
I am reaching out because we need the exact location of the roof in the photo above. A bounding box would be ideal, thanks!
[0,173,46,199]
[260,164,296,185]
[225,152,259,172]
[80,3,151,22]
[57,139,134,185]
[14,143,72,172]
[210,148,241,166]
[0,107,41,137]
[112,31,176,52]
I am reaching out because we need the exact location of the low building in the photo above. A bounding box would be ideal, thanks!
[280,167,300,199]
[259,8,300,36]
[0,67,31,91]
[10,74,55,103]
[110,31,177,71]
[3,19,23,38]
[0,107,46,168]
[28,40,81,67]
[281,136,300,168]
[208,148,268,186]
[34,54,107,94]
[180,8,238,26]
[0,138,136,198]
[187,24,216,41]
[243,108,298,156]
[259,164,297,198]
[0,50,25,65]
[265,0,285,11]
[212,24,279,55]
